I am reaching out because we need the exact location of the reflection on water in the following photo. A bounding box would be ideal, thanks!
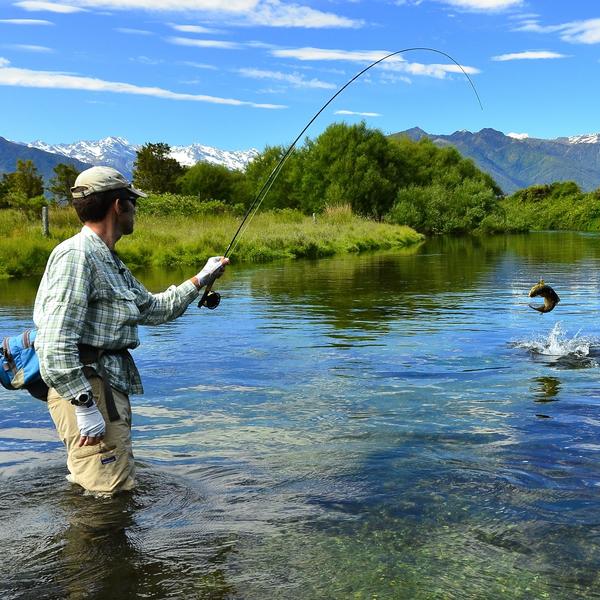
[3,232,600,598]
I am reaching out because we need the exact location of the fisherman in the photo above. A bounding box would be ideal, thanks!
[33,166,228,495]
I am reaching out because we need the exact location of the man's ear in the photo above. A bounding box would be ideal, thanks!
[115,197,128,214]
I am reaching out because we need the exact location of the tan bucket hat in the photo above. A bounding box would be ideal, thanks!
[71,166,147,199]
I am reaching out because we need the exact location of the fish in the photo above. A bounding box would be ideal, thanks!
[528,279,560,314]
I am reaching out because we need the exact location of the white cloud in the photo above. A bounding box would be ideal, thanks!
[335,110,381,117]
[181,60,218,70]
[559,18,600,45]
[507,132,529,139]
[4,43,54,52]
[0,18,53,25]
[271,47,480,79]
[0,57,286,109]
[238,67,336,89]
[492,50,567,61]
[170,23,221,34]
[247,0,362,28]
[168,36,241,50]
[14,1,85,12]
[514,17,600,45]
[439,0,522,10]
[15,0,362,29]
[115,27,153,35]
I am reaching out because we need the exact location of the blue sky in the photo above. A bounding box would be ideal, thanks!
[0,0,599,151]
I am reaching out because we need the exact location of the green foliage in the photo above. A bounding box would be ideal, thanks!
[49,162,80,204]
[177,161,247,204]
[500,180,599,232]
[137,193,230,217]
[132,142,185,194]
[0,204,422,278]
[244,145,304,210]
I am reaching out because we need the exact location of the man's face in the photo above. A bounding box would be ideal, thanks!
[117,194,137,235]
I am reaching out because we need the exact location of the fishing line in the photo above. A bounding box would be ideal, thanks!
[199,46,483,309]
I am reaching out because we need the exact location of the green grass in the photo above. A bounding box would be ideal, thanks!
[0,205,423,279]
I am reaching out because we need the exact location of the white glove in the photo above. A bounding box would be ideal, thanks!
[75,403,106,438]
[196,256,228,287]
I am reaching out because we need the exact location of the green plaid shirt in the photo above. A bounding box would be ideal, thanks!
[33,226,199,400]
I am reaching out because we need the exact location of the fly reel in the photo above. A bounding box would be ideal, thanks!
[198,289,221,310]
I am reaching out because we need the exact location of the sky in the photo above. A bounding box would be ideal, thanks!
[0,0,599,151]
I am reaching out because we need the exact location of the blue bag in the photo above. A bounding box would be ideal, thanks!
[0,330,48,400]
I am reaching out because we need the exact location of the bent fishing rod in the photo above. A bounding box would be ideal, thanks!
[199,46,483,309]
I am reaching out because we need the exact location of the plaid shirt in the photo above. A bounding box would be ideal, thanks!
[33,226,199,400]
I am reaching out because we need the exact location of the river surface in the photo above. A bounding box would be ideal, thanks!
[2,232,600,599]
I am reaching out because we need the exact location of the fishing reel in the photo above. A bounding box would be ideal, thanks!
[198,289,221,310]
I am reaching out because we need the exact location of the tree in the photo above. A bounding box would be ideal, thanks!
[49,163,80,204]
[177,161,248,204]
[8,160,44,199]
[132,142,184,194]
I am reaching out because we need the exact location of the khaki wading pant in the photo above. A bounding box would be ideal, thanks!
[47,376,135,494]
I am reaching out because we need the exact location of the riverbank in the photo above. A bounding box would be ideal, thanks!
[0,205,423,278]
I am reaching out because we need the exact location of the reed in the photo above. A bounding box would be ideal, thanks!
[0,206,423,278]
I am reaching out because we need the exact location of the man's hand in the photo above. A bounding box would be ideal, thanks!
[75,403,106,447]
[195,256,230,288]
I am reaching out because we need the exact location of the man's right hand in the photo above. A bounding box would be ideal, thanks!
[196,256,230,288]
[75,403,106,447]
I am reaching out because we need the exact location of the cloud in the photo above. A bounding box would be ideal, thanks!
[115,27,153,35]
[237,67,336,89]
[438,0,522,10]
[492,50,567,61]
[334,110,381,117]
[247,0,362,28]
[4,43,54,52]
[0,57,286,109]
[14,1,85,12]
[170,23,221,34]
[0,18,53,25]
[271,46,480,79]
[180,60,218,70]
[514,17,600,45]
[507,132,528,139]
[168,36,242,50]
[559,18,600,44]
[16,0,362,29]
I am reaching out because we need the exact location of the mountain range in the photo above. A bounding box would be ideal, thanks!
[3,129,600,195]
[0,136,259,183]
[391,127,600,194]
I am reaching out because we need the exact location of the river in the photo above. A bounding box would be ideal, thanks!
[2,232,600,599]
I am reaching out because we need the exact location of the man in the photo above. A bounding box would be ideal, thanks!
[33,166,228,495]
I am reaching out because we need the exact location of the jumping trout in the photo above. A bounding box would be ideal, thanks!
[528,279,560,314]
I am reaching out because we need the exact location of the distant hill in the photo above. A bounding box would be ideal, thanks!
[390,127,600,194]
[0,136,91,183]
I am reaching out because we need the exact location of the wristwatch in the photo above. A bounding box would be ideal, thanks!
[70,392,94,408]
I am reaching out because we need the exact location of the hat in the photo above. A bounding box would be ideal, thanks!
[71,166,147,199]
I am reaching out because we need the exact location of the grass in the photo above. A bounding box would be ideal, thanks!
[0,205,423,279]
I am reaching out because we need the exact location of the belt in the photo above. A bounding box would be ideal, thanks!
[78,344,131,423]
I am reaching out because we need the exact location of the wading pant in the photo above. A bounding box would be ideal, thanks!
[47,376,135,495]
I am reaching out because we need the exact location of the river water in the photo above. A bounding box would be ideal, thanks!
[2,232,600,599]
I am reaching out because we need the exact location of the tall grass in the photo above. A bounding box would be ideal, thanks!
[0,206,423,279]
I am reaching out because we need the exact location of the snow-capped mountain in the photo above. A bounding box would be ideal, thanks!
[24,136,259,180]
[563,133,600,145]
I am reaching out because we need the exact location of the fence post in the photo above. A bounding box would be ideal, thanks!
[42,205,49,237]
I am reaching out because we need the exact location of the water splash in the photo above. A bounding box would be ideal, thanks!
[514,322,597,362]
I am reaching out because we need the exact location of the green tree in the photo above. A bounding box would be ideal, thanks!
[243,145,305,211]
[300,122,406,217]
[177,161,248,204]
[132,142,184,193]
[8,160,44,198]
[49,162,80,204]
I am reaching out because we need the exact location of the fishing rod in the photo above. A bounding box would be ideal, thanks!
[199,46,483,309]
